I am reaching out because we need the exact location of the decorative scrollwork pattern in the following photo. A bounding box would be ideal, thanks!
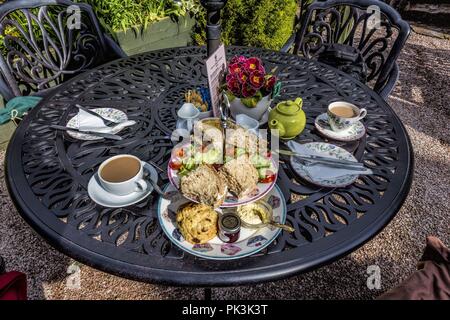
[295,1,408,89]
[0,4,107,96]
[7,46,412,285]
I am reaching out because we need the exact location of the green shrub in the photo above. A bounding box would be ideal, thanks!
[192,0,297,50]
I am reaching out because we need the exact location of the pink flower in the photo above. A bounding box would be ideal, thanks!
[249,70,265,89]
[244,57,262,73]
[242,84,256,98]
[230,55,247,65]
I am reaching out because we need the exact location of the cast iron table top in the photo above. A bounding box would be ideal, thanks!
[5,46,413,286]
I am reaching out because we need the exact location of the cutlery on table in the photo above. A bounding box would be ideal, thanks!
[79,120,136,133]
[276,148,365,169]
[50,125,123,141]
[295,158,372,173]
[75,104,119,126]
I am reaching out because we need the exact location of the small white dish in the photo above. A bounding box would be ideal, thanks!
[315,113,365,142]
[66,108,128,140]
[88,162,158,208]
[236,114,259,133]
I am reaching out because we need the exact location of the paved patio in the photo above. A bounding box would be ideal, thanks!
[0,29,448,300]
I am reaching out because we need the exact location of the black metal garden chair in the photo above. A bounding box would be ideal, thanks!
[282,0,410,99]
[0,0,126,121]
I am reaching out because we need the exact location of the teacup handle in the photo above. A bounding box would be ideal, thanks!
[358,108,367,120]
[135,179,147,192]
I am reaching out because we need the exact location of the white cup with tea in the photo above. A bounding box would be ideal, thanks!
[327,101,367,132]
[98,155,148,196]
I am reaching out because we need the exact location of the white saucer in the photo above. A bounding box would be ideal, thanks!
[88,161,158,208]
[314,113,365,142]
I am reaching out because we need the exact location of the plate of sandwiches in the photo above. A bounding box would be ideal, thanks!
[167,118,278,208]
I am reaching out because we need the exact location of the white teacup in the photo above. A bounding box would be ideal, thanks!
[327,101,367,132]
[98,155,147,196]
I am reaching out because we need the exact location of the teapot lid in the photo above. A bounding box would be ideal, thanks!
[276,100,301,116]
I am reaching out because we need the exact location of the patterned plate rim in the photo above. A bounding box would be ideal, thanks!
[289,142,359,188]
[157,184,287,260]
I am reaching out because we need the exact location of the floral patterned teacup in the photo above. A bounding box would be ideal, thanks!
[327,101,367,132]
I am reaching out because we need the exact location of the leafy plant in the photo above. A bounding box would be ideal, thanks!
[76,0,199,33]
[192,0,297,50]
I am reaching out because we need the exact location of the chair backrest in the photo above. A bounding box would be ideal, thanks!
[293,0,410,92]
[0,0,117,100]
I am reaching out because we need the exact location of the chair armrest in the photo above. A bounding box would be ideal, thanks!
[104,34,127,59]
[378,63,399,99]
[280,33,296,53]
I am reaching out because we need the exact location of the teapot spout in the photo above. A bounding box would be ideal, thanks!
[269,119,286,137]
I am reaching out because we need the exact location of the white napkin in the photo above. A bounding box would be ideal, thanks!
[77,109,108,130]
[287,140,372,180]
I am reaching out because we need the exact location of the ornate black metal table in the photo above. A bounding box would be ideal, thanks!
[5,46,413,286]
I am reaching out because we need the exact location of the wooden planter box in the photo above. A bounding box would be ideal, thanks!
[114,15,195,55]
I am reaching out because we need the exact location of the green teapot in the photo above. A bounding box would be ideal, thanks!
[268,97,306,139]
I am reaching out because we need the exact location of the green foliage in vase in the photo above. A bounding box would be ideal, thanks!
[192,0,297,50]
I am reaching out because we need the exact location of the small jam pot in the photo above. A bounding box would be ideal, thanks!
[218,213,241,243]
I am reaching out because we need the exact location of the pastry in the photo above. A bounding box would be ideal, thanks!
[176,203,218,244]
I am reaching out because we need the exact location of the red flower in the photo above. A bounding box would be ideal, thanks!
[228,63,242,75]
[244,57,262,73]
[249,70,265,89]
[227,75,242,96]
[264,75,277,91]
[237,71,249,84]
[242,84,257,98]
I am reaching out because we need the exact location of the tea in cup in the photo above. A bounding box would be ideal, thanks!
[98,155,148,196]
[327,101,367,132]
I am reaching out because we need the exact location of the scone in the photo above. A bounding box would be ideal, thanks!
[180,165,227,208]
[176,203,218,244]
[219,155,259,198]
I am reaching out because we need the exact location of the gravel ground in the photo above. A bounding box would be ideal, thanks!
[0,30,449,300]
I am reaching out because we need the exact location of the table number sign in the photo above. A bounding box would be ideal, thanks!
[205,44,227,117]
